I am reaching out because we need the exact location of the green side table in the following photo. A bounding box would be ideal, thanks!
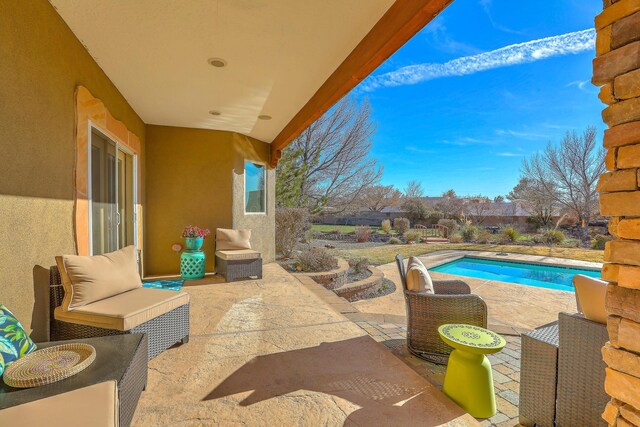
[438,323,506,419]
[180,250,205,280]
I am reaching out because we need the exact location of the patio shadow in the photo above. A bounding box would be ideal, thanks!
[205,335,472,426]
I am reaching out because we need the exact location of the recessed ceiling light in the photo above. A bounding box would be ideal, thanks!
[208,57,227,68]
[209,110,221,116]
[258,115,272,120]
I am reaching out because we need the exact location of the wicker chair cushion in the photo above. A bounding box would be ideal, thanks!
[56,246,142,310]
[573,274,608,324]
[406,257,434,293]
[0,380,118,426]
[55,288,189,331]
[215,249,261,260]
[216,228,252,250]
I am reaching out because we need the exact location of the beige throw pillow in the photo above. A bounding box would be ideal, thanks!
[573,274,608,324]
[216,228,252,250]
[56,245,142,310]
[406,256,434,293]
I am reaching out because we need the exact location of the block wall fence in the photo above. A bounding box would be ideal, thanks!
[593,0,640,425]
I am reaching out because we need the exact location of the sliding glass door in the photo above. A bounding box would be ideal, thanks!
[90,128,136,255]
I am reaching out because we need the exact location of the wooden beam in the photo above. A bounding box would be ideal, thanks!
[269,0,453,167]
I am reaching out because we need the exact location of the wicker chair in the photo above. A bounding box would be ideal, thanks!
[395,254,487,364]
[49,266,189,361]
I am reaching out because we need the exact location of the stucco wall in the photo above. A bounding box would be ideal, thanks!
[0,0,145,339]
[145,126,275,276]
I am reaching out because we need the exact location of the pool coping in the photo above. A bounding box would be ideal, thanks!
[423,250,602,272]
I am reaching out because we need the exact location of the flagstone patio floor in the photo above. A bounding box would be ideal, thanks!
[132,264,479,426]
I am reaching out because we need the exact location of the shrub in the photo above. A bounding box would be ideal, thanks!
[501,226,520,243]
[388,237,402,244]
[348,257,369,273]
[275,208,310,258]
[591,234,612,250]
[460,224,478,242]
[296,248,338,272]
[426,210,444,225]
[404,230,421,243]
[438,218,458,234]
[450,234,463,243]
[354,225,372,243]
[543,229,565,245]
[393,217,410,235]
[381,219,392,234]
[476,228,493,244]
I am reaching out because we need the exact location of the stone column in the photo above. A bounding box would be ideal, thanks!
[593,0,640,425]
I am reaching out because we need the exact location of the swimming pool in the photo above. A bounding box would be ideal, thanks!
[430,257,601,292]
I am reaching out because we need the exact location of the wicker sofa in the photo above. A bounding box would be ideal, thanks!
[50,247,190,361]
[395,254,487,364]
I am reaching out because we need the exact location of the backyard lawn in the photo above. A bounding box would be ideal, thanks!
[331,243,604,265]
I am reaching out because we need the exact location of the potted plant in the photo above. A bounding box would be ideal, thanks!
[182,225,211,251]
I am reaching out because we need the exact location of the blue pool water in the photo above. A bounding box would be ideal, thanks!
[430,257,601,292]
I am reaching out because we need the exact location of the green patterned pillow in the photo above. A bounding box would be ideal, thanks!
[0,305,37,375]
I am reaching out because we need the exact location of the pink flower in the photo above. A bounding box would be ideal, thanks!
[182,225,211,238]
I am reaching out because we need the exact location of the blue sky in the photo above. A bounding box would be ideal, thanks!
[355,0,604,198]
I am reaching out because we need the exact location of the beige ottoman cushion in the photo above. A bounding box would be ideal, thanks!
[215,249,262,261]
[0,380,118,427]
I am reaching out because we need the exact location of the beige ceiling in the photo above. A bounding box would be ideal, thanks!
[50,0,395,143]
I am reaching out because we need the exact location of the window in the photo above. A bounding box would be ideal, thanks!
[245,161,266,213]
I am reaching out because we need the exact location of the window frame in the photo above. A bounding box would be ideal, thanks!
[87,121,139,255]
[243,160,267,215]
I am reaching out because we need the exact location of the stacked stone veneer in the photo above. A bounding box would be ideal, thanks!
[593,0,640,425]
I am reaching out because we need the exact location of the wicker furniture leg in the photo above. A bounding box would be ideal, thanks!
[519,322,559,427]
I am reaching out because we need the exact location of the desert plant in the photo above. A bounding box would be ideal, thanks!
[393,217,410,235]
[348,257,369,273]
[354,225,372,243]
[404,230,421,243]
[543,228,565,245]
[450,234,463,243]
[476,228,493,244]
[296,248,338,272]
[381,219,391,234]
[388,237,402,244]
[591,234,611,250]
[460,224,478,242]
[501,226,520,242]
[275,208,311,258]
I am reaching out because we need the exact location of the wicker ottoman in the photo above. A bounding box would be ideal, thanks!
[215,249,262,282]
[519,321,559,427]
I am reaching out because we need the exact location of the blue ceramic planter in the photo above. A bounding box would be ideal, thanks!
[184,237,204,251]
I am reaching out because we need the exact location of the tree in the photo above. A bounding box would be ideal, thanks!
[521,126,605,239]
[402,198,429,224]
[494,195,505,203]
[358,185,402,212]
[275,96,381,212]
[466,196,492,225]
[507,177,557,228]
[404,180,424,199]
[436,189,463,219]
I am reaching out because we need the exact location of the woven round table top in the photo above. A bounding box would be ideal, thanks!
[438,324,506,355]
[3,343,96,388]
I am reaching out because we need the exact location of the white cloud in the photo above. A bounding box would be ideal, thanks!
[566,80,592,92]
[360,29,595,92]
[496,152,524,157]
